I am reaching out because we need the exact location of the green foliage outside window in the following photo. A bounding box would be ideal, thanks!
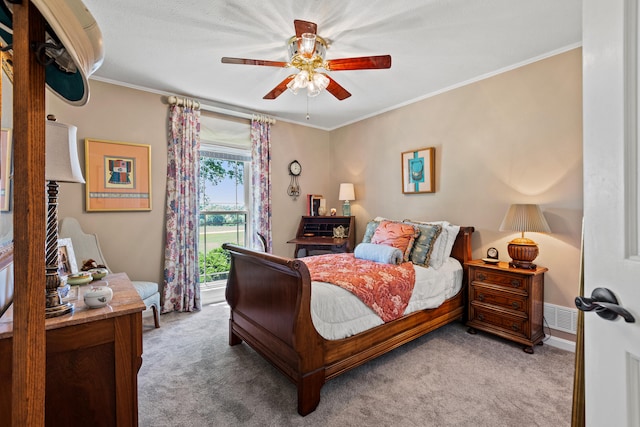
[199,247,231,281]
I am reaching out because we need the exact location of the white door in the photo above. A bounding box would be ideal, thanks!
[583,1,640,426]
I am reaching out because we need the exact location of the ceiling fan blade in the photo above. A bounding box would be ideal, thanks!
[322,74,351,100]
[325,55,392,71]
[294,19,317,37]
[263,75,296,100]
[221,57,288,68]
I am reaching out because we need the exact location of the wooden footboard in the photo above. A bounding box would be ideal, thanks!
[223,226,474,416]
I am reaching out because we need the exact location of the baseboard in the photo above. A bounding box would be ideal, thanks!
[544,335,576,353]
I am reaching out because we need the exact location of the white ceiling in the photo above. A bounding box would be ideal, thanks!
[82,0,582,131]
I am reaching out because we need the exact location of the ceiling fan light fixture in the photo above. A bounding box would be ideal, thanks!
[307,72,329,97]
[300,33,316,57]
[223,20,384,102]
[287,70,309,94]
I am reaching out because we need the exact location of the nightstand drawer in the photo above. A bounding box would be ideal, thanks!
[469,305,529,339]
[470,285,527,313]
[472,269,526,293]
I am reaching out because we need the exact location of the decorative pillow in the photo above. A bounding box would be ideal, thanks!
[362,220,382,243]
[405,220,460,269]
[404,222,442,266]
[370,221,420,261]
[354,243,403,265]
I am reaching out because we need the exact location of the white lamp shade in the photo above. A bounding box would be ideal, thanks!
[45,120,85,183]
[338,183,355,201]
[499,204,551,233]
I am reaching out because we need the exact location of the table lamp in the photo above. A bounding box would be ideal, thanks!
[338,183,355,217]
[44,116,85,318]
[499,203,551,269]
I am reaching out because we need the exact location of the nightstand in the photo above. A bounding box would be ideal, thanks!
[465,259,547,353]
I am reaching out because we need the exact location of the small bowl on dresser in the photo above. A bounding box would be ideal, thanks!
[83,284,113,308]
[67,271,93,286]
[88,267,108,280]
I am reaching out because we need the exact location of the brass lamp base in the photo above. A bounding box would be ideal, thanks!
[45,271,74,318]
[507,238,539,270]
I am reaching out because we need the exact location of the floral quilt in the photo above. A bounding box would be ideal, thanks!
[301,253,416,322]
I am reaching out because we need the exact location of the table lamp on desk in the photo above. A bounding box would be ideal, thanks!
[339,183,355,217]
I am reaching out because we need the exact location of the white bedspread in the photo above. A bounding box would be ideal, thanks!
[310,257,463,340]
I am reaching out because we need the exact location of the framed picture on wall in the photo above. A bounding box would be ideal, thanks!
[85,138,152,211]
[0,128,12,211]
[401,147,435,194]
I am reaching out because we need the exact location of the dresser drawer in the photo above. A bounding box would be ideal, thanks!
[471,269,527,293]
[469,305,529,339]
[471,285,528,313]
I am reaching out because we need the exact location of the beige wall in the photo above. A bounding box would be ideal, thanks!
[47,82,169,283]
[47,47,582,312]
[270,123,331,256]
[329,48,583,308]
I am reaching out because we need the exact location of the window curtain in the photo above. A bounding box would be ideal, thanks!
[163,101,201,313]
[251,117,272,252]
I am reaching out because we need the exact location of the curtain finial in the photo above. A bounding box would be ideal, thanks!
[168,95,201,110]
[252,114,276,125]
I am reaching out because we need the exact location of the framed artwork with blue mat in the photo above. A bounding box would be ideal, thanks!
[401,147,435,194]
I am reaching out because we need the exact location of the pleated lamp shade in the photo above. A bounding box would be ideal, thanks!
[499,204,551,269]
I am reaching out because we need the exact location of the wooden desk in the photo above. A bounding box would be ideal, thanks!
[0,272,145,426]
[288,216,356,257]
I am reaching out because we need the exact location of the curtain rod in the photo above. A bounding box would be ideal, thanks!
[167,95,201,109]
[252,114,276,125]
[167,95,275,124]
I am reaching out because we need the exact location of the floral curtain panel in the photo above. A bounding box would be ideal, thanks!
[251,118,272,252]
[163,102,201,312]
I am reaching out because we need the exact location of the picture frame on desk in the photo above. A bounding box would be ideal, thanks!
[307,194,324,216]
[57,238,78,276]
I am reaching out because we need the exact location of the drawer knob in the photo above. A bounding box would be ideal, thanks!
[511,323,519,331]
[478,294,485,301]
[478,314,485,321]
[512,302,519,309]
[478,273,487,281]
[510,280,521,288]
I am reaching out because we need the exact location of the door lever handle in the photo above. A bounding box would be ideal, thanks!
[575,287,635,323]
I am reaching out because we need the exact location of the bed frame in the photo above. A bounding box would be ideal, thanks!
[222,226,474,416]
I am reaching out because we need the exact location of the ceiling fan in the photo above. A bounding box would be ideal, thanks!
[221,19,391,101]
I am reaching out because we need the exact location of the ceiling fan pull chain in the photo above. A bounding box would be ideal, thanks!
[306,96,310,120]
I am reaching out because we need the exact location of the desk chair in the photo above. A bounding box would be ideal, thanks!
[59,217,160,328]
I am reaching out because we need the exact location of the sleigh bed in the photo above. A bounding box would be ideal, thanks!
[223,225,474,416]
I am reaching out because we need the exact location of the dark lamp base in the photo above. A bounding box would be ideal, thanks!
[509,260,538,270]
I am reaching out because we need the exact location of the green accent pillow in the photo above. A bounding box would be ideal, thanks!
[406,223,442,266]
[362,220,382,243]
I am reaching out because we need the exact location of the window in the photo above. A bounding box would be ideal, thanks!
[197,115,251,296]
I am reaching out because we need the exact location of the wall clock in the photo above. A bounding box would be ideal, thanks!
[287,160,301,199]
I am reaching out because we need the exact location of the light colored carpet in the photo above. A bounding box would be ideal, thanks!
[138,303,574,426]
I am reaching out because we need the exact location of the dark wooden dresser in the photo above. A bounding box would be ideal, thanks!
[465,260,547,353]
[0,273,145,426]
[287,216,355,257]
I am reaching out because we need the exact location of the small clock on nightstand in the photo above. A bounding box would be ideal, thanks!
[482,247,499,264]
